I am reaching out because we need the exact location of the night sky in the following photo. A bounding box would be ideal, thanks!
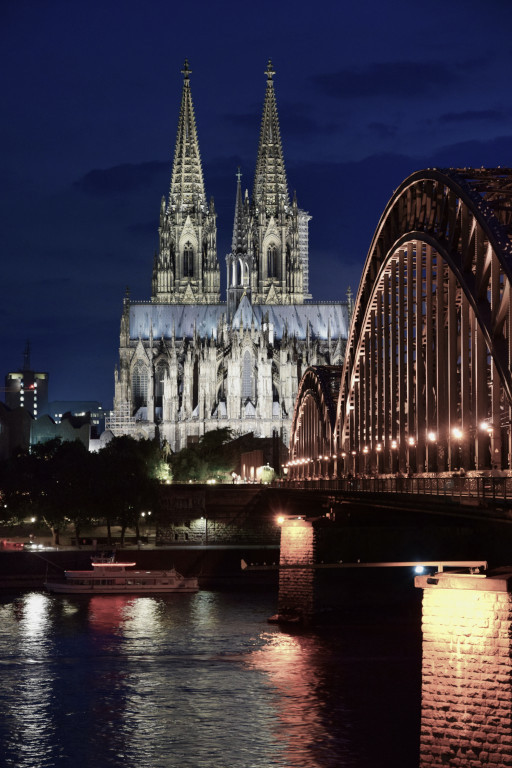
[2,0,512,409]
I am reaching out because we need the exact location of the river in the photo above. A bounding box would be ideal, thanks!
[0,589,421,767]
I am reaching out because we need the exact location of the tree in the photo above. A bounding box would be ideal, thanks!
[95,436,163,546]
[170,428,235,482]
[50,440,95,545]
[0,438,92,544]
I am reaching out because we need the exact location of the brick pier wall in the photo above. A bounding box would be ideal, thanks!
[278,518,315,622]
[416,571,512,767]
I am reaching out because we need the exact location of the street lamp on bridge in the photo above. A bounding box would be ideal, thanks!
[426,431,437,473]
[376,442,382,474]
[451,427,463,471]
[407,436,416,475]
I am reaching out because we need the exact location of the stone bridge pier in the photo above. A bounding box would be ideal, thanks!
[277,517,316,623]
[415,571,512,767]
[277,517,512,765]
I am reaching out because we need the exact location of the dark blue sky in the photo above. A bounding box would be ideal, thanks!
[2,0,512,408]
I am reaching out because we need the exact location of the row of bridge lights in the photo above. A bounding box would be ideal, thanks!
[285,423,495,468]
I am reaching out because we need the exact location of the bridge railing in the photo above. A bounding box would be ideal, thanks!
[281,476,512,501]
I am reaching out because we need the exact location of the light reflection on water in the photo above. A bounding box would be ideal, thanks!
[0,591,420,768]
[246,632,348,767]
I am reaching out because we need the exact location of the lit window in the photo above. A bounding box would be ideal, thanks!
[267,244,277,278]
[242,351,253,400]
[183,242,194,277]
[132,361,148,409]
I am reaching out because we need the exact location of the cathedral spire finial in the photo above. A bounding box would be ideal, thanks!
[265,59,275,81]
[181,59,192,80]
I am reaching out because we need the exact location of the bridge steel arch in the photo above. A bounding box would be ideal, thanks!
[336,168,512,476]
[288,366,342,480]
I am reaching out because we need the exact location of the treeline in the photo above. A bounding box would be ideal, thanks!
[169,427,238,483]
[0,436,169,546]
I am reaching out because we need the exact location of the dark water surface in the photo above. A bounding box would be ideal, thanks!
[0,590,421,767]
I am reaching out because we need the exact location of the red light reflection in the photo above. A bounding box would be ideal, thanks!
[246,632,334,766]
[88,596,133,633]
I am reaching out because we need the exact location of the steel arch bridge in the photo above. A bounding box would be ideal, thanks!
[288,366,342,478]
[289,168,512,480]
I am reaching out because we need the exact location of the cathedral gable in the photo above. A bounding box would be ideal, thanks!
[263,216,279,243]
[178,216,198,251]
[133,338,151,365]
[265,284,280,304]
[182,283,196,302]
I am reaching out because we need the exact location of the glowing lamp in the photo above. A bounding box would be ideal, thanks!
[276,515,285,525]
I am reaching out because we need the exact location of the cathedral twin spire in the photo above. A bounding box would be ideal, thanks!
[252,60,290,215]
[169,59,206,211]
[152,59,308,309]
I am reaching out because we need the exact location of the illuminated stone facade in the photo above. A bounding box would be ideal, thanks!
[417,571,512,767]
[109,61,349,451]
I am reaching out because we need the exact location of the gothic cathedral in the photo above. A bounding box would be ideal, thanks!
[107,61,349,451]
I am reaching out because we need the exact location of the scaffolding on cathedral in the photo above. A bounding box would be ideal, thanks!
[105,403,137,437]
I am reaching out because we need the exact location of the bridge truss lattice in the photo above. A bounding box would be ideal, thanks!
[289,168,512,478]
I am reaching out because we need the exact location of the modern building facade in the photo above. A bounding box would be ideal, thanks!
[107,61,349,451]
[4,343,49,419]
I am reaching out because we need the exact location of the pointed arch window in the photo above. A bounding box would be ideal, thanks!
[132,361,148,410]
[155,361,169,408]
[192,358,199,412]
[183,242,194,277]
[242,350,254,400]
[267,244,277,278]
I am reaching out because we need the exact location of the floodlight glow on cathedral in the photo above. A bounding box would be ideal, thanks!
[107,60,349,451]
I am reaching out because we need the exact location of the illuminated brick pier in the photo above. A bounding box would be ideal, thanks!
[277,517,316,623]
[415,571,512,767]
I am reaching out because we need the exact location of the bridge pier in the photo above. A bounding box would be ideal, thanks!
[277,517,316,623]
[415,570,512,767]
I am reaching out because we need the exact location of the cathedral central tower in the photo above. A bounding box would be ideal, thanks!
[152,60,220,304]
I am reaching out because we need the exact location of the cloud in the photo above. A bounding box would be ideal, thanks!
[367,121,399,139]
[429,134,512,167]
[439,109,506,124]
[74,161,168,195]
[313,61,457,99]
[126,219,158,236]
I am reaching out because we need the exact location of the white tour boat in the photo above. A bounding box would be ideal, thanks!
[45,557,199,594]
